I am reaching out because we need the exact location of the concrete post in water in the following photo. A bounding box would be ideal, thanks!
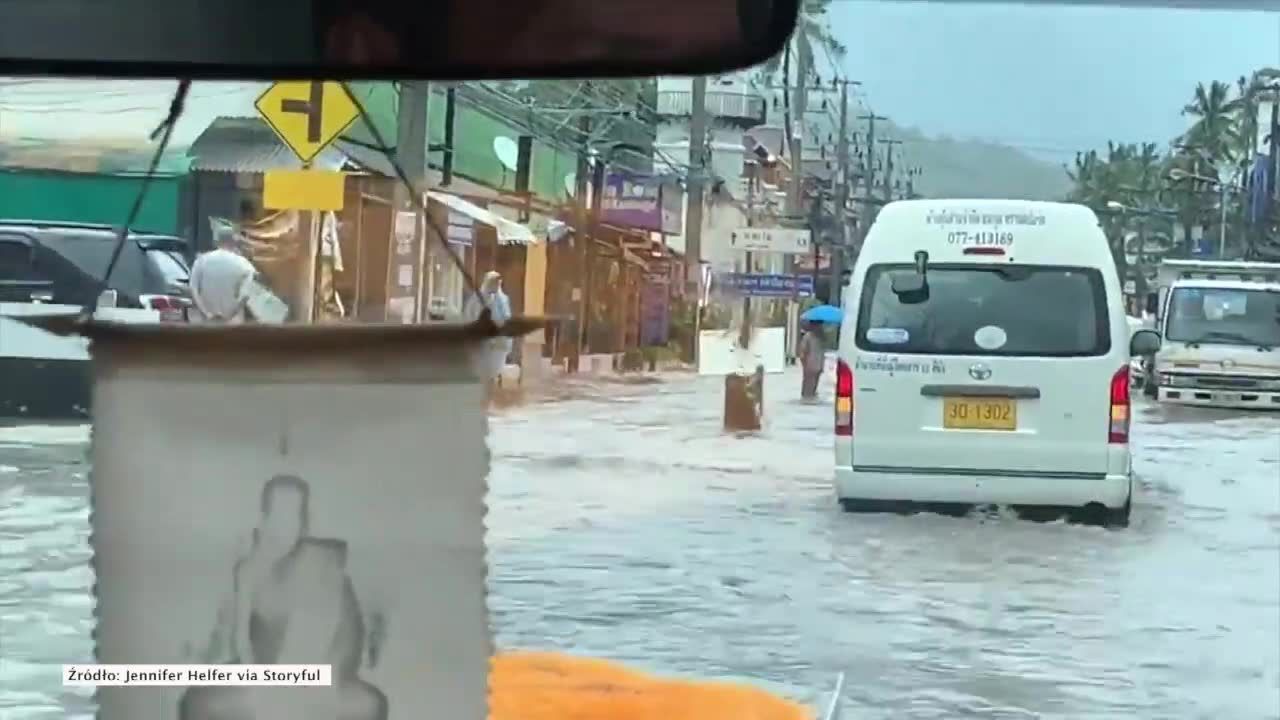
[724,363,764,432]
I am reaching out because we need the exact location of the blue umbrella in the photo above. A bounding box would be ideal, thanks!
[801,304,843,324]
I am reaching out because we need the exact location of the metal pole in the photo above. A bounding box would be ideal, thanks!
[1219,182,1228,258]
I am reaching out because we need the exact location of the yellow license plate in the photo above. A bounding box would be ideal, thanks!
[942,397,1016,430]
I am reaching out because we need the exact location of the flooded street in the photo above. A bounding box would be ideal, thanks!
[2,368,1278,720]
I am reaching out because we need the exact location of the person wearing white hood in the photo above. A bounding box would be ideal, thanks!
[188,224,258,324]
[464,271,514,389]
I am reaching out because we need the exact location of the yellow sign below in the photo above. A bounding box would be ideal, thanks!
[262,170,346,211]
[255,81,359,164]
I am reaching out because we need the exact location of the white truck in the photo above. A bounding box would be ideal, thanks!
[1141,259,1280,409]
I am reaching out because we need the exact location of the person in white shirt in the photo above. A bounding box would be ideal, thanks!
[189,224,258,324]
[464,271,514,391]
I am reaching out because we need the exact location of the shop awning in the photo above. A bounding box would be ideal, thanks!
[425,191,536,245]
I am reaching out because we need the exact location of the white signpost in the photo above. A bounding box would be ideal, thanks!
[728,227,812,255]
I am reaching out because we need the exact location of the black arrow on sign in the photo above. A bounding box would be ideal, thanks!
[280,81,325,143]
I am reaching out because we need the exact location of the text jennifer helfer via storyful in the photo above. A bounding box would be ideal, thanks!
[63,664,333,687]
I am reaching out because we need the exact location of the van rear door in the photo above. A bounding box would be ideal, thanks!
[849,263,1117,476]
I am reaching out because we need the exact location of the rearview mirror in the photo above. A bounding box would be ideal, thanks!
[1130,329,1162,356]
[0,0,797,79]
[891,273,930,305]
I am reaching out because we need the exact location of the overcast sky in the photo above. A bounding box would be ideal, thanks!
[827,1,1279,159]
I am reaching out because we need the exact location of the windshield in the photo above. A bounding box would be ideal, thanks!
[1165,286,1280,347]
[7,5,1280,720]
[856,263,1109,357]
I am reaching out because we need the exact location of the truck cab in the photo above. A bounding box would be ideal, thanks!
[1147,260,1280,409]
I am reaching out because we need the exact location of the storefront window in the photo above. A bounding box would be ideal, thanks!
[427,241,468,319]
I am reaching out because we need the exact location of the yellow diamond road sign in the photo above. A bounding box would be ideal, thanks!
[255,81,360,165]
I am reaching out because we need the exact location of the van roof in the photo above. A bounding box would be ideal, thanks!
[1172,278,1280,292]
[861,199,1107,267]
[1161,259,1280,271]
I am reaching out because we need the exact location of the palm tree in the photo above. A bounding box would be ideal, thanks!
[1181,80,1240,168]
[1068,143,1134,275]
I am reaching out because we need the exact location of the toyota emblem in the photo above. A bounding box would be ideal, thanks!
[969,363,992,381]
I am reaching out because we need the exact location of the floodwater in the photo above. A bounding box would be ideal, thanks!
[2,369,1278,719]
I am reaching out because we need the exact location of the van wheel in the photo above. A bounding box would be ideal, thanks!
[1105,497,1132,528]
[1079,498,1131,528]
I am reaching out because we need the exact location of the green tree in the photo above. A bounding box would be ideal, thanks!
[1180,80,1240,167]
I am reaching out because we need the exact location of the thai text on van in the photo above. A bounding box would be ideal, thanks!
[856,355,947,376]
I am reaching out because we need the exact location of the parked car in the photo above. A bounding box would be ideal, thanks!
[0,220,193,316]
[0,220,194,419]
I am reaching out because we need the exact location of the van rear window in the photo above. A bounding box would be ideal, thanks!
[855,263,1111,357]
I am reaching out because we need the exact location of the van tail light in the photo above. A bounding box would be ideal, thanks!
[139,294,189,322]
[835,360,855,437]
[1108,366,1131,444]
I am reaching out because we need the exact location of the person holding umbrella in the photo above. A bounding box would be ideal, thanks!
[797,320,826,400]
[797,304,842,400]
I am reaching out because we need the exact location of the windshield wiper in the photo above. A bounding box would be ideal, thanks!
[1186,331,1274,351]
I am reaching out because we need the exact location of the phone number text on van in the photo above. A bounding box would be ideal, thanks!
[946,231,1014,246]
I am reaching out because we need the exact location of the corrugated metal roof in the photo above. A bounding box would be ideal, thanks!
[187,117,348,173]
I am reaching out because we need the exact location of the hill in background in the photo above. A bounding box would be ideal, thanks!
[896,124,1072,200]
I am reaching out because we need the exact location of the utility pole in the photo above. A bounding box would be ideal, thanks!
[585,151,606,347]
[740,164,756,350]
[787,51,811,218]
[829,79,857,306]
[858,114,887,199]
[782,46,812,366]
[879,138,903,204]
[567,100,593,373]
[685,76,709,367]
[1270,96,1279,219]
[386,81,431,324]
[856,113,888,251]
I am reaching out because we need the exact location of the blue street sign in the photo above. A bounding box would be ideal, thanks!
[716,273,815,298]
[1191,237,1214,258]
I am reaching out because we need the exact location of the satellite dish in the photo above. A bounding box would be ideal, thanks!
[493,136,519,172]
[564,173,577,198]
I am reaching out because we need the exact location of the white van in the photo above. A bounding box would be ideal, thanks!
[834,199,1161,526]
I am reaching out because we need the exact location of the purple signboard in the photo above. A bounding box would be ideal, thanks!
[601,171,663,232]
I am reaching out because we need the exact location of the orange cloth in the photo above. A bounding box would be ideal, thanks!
[489,651,812,720]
